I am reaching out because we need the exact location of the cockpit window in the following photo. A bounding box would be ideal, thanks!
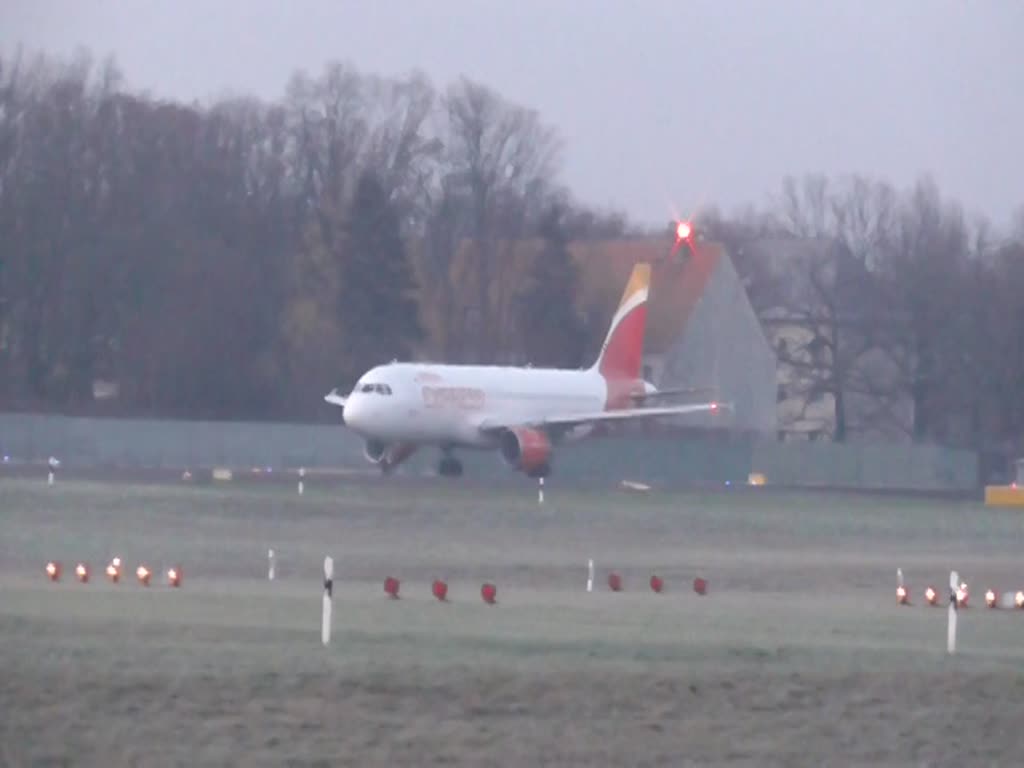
[357,383,392,395]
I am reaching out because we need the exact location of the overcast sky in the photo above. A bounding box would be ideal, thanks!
[3,0,1022,229]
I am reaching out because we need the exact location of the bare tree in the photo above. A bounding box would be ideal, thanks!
[439,77,563,361]
[360,71,442,227]
[875,176,971,442]
[764,174,898,441]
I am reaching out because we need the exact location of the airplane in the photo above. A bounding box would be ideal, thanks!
[323,260,729,478]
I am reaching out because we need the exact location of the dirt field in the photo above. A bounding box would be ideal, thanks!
[2,473,1024,766]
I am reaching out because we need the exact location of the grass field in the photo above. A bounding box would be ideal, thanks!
[3,472,1024,766]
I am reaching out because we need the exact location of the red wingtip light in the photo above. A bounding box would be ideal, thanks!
[136,565,151,586]
[675,221,692,240]
[45,560,61,581]
[75,563,89,583]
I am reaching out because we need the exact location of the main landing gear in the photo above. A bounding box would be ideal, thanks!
[438,448,463,477]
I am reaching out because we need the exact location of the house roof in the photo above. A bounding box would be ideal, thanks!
[568,237,727,353]
[411,234,735,357]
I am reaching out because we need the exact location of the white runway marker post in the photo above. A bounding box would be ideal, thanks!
[298,467,305,496]
[587,558,594,593]
[268,549,275,581]
[322,556,333,646]
[538,477,544,504]
[948,570,958,655]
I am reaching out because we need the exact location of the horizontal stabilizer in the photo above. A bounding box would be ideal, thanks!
[324,389,347,407]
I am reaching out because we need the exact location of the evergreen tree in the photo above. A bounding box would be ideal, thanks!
[337,171,424,382]
[515,204,587,368]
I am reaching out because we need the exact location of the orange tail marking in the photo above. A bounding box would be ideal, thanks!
[596,262,650,381]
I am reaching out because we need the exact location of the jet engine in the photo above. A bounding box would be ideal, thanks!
[499,427,552,477]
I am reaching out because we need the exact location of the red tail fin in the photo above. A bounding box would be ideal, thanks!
[593,262,650,381]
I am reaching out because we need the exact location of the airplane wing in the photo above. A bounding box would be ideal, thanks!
[630,386,715,404]
[324,388,347,407]
[477,401,730,435]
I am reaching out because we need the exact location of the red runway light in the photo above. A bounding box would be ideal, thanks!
[956,583,969,608]
[167,566,181,588]
[925,586,937,605]
[45,561,61,582]
[693,577,708,595]
[897,585,909,605]
[650,575,664,594]
[985,589,997,608]
[1016,591,1024,609]
[136,565,151,586]
[481,582,497,604]
[75,563,89,583]
[432,579,448,602]
[384,576,400,599]
[608,572,622,592]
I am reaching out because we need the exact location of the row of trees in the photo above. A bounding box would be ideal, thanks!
[1,49,1021,452]
[704,176,1024,451]
[0,49,619,420]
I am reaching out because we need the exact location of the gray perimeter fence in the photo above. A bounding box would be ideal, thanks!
[0,412,981,494]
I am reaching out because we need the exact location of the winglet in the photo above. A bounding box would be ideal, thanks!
[592,262,651,381]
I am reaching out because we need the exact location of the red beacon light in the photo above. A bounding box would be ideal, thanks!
[671,220,698,258]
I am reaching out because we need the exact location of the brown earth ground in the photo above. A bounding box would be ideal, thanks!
[2,472,1024,766]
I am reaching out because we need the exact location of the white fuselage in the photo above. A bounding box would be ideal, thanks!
[342,362,609,448]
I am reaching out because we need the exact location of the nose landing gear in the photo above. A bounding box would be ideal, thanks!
[438,448,463,477]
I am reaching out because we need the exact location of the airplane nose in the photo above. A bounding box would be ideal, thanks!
[342,396,364,431]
